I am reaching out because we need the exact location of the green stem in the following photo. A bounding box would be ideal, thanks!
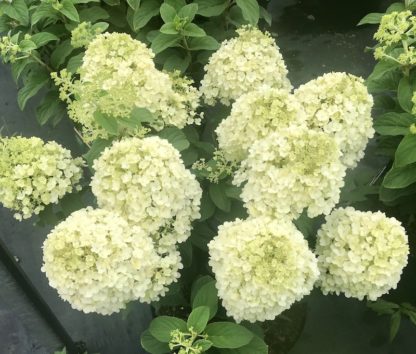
[30,52,53,72]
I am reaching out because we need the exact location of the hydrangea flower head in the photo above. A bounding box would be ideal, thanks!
[234,127,346,219]
[0,136,83,220]
[216,88,306,162]
[294,72,374,168]
[208,217,319,322]
[200,26,292,106]
[315,207,409,300]
[42,208,159,314]
[52,33,201,142]
[91,136,202,247]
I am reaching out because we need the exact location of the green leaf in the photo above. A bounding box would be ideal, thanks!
[365,59,401,93]
[59,0,80,22]
[182,23,206,37]
[133,0,160,31]
[220,335,268,354]
[195,0,228,17]
[127,0,141,10]
[192,279,218,319]
[8,0,29,25]
[178,3,198,21]
[209,183,231,212]
[235,0,259,25]
[165,0,186,10]
[260,6,272,26]
[67,52,84,73]
[79,6,110,22]
[36,90,65,126]
[93,111,119,135]
[368,300,400,315]
[160,3,176,23]
[194,339,213,351]
[72,0,100,3]
[158,126,190,151]
[19,39,37,53]
[379,183,416,202]
[130,106,155,124]
[199,190,216,221]
[140,330,170,354]
[383,163,416,189]
[188,36,219,50]
[398,77,414,113]
[17,70,49,110]
[395,134,416,167]
[179,239,193,267]
[374,112,416,136]
[386,2,405,13]
[11,59,34,83]
[187,306,210,333]
[31,3,57,26]
[84,138,113,168]
[389,312,401,342]
[205,322,254,349]
[160,22,179,35]
[31,32,59,48]
[191,275,215,302]
[151,32,181,54]
[163,52,191,73]
[357,12,383,26]
[149,316,187,343]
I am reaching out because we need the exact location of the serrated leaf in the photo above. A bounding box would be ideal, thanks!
[383,163,416,189]
[205,322,253,349]
[5,0,29,26]
[165,0,186,10]
[36,90,66,126]
[187,306,210,333]
[163,52,191,73]
[93,111,119,135]
[160,22,179,35]
[220,335,268,354]
[59,0,80,22]
[31,3,58,26]
[79,6,110,22]
[194,339,213,351]
[235,0,259,25]
[398,76,414,113]
[149,316,187,343]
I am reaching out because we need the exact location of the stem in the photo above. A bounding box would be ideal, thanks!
[30,52,53,72]
[74,127,91,148]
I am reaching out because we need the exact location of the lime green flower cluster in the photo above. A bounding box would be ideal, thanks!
[234,127,346,219]
[374,11,416,65]
[192,150,238,183]
[200,26,292,106]
[315,207,409,300]
[208,217,319,322]
[169,328,205,354]
[0,136,83,220]
[0,33,34,63]
[42,208,160,314]
[52,33,201,142]
[70,21,108,48]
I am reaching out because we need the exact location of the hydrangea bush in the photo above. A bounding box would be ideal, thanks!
[1,0,415,352]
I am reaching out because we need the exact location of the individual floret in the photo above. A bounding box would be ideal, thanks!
[200,26,291,106]
[42,208,159,315]
[208,217,319,322]
[233,128,346,219]
[315,207,409,300]
[91,136,202,247]
[294,72,374,168]
[0,136,83,220]
[216,88,305,162]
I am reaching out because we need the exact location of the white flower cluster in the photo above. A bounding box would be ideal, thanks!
[315,207,409,301]
[200,26,292,106]
[91,136,202,247]
[42,208,159,315]
[234,128,346,219]
[0,136,83,220]
[294,72,374,168]
[208,217,319,323]
[52,33,201,142]
[216,88,306,162]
